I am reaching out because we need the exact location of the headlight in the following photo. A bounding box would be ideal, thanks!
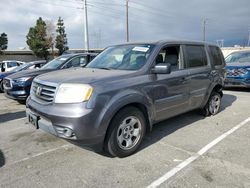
[15,77,32,83]
[55,84,93,103]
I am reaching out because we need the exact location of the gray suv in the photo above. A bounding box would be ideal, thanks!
[26,40,226,157]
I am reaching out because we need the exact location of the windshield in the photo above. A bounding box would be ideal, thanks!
[42,56,69,69]
[12,63,30,72]
[225,51,250,63]
[86,44,155,70]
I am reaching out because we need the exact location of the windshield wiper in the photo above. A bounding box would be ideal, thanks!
[97,67,113,70]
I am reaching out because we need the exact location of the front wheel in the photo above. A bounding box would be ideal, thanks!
[0,81,4,93]
[105,107,146,158]
[202,91,222,116]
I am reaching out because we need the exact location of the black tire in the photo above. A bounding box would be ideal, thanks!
[104,107,146,158]
[201,91,221,117]
[0,81,4,93]
[17,100,26,105]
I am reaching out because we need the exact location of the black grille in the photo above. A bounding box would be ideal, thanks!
[3,79,12,89]
[227,68,247,77]
[31,81,57,104]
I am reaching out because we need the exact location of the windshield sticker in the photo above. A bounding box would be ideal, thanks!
[132,46,149,52]
[59,58,67,61]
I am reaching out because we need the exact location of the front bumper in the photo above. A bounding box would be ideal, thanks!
[4,84,31,101]
[224,77,250,88]
[26,97,105,146]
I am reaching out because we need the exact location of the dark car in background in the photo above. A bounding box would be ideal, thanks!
[0,60,47,92]
[26,40,225,157]
[224,50,250,88]
[3,53,97,103]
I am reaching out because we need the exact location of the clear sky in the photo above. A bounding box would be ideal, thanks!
[0,0,249,50]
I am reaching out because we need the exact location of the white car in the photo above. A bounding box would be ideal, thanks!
[0,60,25,72]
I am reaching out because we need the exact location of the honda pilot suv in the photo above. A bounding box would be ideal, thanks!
[26,40,225,157]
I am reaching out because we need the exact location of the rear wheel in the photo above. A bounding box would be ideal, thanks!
[105,107,146,158]
[202,91,221,116]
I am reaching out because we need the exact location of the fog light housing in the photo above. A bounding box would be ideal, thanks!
[63,128,74,137]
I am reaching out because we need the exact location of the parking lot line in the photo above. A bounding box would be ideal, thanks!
[147,117,250,188]
[5,144,73,167]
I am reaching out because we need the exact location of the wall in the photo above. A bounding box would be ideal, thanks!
[0,49,103,62]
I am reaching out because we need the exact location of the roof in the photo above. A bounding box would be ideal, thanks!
[112,39,218,47]
[28,60,47,64]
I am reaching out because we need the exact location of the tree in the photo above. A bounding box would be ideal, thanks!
[26,17,50,60]
[45,20,56,57]
[55,17,69,55]
[0,33,8,53]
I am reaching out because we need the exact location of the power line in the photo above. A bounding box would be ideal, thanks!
[30,0,82,9]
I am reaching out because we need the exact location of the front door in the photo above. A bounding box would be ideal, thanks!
[151,45,190,122]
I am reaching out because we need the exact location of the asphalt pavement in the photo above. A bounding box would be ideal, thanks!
[0,89,249,188]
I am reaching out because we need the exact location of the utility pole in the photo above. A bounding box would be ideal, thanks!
[247,26,250,46]
[83,0,89,52]
[202,18,208,42]
[125,0,129,42]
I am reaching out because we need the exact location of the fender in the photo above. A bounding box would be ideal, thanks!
[95,89,155,137]
[201,79,223,108]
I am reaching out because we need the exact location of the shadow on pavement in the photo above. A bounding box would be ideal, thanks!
[0,111,26,123]
[139,93,237,152]
[224,87,250,93]
[0,150,5,168]
[59,94,237,157]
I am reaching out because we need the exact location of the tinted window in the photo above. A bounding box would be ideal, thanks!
[186,45,207,68]
[87,44,154,70]
[156,46,181,71]
[7,62,18,68]
[64,57,84,68]
[80,57,87,66]
[90,55,96,61]
[225,51,250,63]
[42,55,70,69]
[209,46,223,66]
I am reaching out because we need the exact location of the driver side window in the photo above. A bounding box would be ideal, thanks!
[64,57,81,68]
[155,45,182,71]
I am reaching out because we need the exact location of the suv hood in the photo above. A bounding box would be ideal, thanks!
[226,62,250,68]
[7,69,55,80]
[35,68,137,84]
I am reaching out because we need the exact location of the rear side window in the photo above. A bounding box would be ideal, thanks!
[209,46,223,66]
[7,62,18,68]
[185,45,207,68]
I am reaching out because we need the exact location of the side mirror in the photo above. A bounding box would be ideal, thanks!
[152,63,171,74]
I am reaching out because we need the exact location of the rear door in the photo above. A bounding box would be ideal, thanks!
[183,45,211,109]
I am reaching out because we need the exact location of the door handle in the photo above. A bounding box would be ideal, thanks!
[181,77,188,83]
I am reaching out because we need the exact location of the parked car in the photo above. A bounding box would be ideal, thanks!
[0,60,25,72]
[224,50,250,88]
[26,40,225,157]
[3,53,97,103]
[0,60,47,92]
